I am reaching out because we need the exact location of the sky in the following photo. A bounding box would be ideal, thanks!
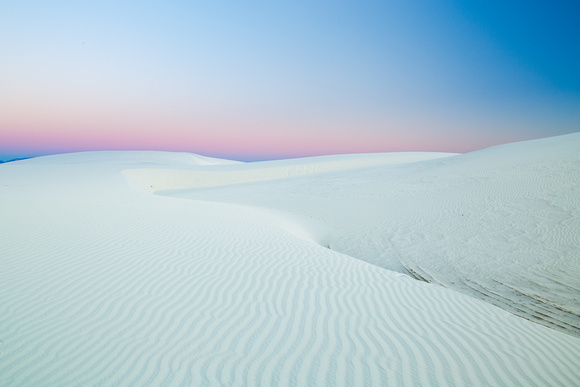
[1,1,578,161]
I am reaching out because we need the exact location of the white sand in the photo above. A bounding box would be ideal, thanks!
[164,133,580,336]
[1,135,579,386]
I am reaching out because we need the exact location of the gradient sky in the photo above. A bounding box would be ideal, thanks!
[1,1,578,161]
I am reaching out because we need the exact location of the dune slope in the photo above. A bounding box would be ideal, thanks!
[0,139,579,386]
[164,133,580,337]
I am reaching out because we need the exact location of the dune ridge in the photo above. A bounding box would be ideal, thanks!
[123,152,455,192]
[162,133,580,336]
[1,135,579,386]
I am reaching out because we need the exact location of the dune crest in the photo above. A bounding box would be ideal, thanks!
[123,152,455,192]
[165,133,580,337]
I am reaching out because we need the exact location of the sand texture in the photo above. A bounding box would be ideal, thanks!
[1,135,579,386]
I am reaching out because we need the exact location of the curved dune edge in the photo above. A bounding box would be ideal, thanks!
[122,152,456,192]
[0,138,579,385]
[161,133,580,337]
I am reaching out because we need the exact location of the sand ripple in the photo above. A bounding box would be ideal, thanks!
[1,141,579,385]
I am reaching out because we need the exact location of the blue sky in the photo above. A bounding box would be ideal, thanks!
[1,0,578,160]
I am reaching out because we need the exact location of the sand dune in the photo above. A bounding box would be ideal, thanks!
[164,133,580,337]
[123,152,455,192]
[1,135,579,386]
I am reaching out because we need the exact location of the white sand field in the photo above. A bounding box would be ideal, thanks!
[1,134,579,386]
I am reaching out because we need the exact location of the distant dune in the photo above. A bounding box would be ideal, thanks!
[1,134,578,386]
[0,157,30,164]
